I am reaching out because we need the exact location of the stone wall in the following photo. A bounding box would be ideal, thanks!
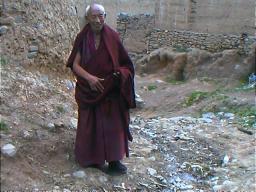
[148,29,255,54]
[0,0,81,70]
[117,13,155,54]
[117,14,255,55]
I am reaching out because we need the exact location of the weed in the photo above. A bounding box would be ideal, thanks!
[0,120,9,132]
[229,105,256,128]
[0,56,8,66]
[56,105,65,113]
[147,85,157,91]
[184,91,210,106]
[201,98,255,128]
[165,75,185,84]
[173,44,188,52]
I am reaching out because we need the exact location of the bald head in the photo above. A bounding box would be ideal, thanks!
[86,4,105,17]
[85,3,106,33]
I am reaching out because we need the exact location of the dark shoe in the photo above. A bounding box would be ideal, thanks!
[108,161,127,175]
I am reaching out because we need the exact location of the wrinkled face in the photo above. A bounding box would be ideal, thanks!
[87,5,106,33]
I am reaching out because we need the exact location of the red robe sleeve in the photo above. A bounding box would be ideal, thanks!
[66,25,89,69]
[116,41,136,109]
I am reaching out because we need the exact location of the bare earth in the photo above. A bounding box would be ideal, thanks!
[1,63,255,191]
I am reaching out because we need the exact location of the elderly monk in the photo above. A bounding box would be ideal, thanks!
[67,3,136,174]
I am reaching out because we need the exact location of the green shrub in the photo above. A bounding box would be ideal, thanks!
[165,75,185,84]
[0,120,9,132]
[56,105,65,113]
[173,44,188,52]
[184,91,210,106]
[0,56,8,66]
[147,85,157,91]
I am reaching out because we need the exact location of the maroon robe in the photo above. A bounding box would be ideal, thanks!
[67,24,136,167]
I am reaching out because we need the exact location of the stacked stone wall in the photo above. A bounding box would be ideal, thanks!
[117,14,255,55]
[148,29,254,54]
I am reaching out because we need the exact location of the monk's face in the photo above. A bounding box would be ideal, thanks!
[87,6,105,33]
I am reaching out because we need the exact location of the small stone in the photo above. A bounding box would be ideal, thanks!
[213,185,223,191]
[149,156,156,161]
[63,189,71,192]
[175,177,181,182]
[199,117,213,123]
[69,118,77,129]
[179,184,193,190]
[27,52,38,59]
[0,26,8,35]
[63,174,71,178]
[42,170,49,174]
[147,168,157,176]
[22,130,32,139]
[65,80,75,91]
[224,113,235,120]
[54,122,64,128]
[73,170,86,178]
[222,180,235,187]
[202,112,215,119]
[29,45,39,52]
[156,79,164,83]
[135,97,145,108]
[15,16,23,23]
[39,75,49,83]
[47,123,55,131]
[135,93,145,108]
[222,154,230,166]
[54,186,60,190]
[1,144,17,157]
[99,176,108,183]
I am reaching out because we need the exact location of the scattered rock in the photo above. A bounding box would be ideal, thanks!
[47,123,55,131]
[69,118,77,129]
[222,154,230,166]
[99,176,108,183]
[29,45,39,52]
[0,25,8,35]
[1,144,17,157]
[27,52,38,59]
[22,130,32,139]
[135,93,145,108]
[65,80,76,91]
[224,113,235,120]
[63,174,71,178]
[72,170,86,178]
[199,117,213,123]
[147,168,157,176]
[156,79,164,83]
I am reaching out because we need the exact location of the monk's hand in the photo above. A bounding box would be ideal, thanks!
[87,75,104,93]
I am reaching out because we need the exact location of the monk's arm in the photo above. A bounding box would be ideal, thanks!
[118,42,134,75]
[73,52,104,92]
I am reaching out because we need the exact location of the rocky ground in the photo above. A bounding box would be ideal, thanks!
[1,61,255,191]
